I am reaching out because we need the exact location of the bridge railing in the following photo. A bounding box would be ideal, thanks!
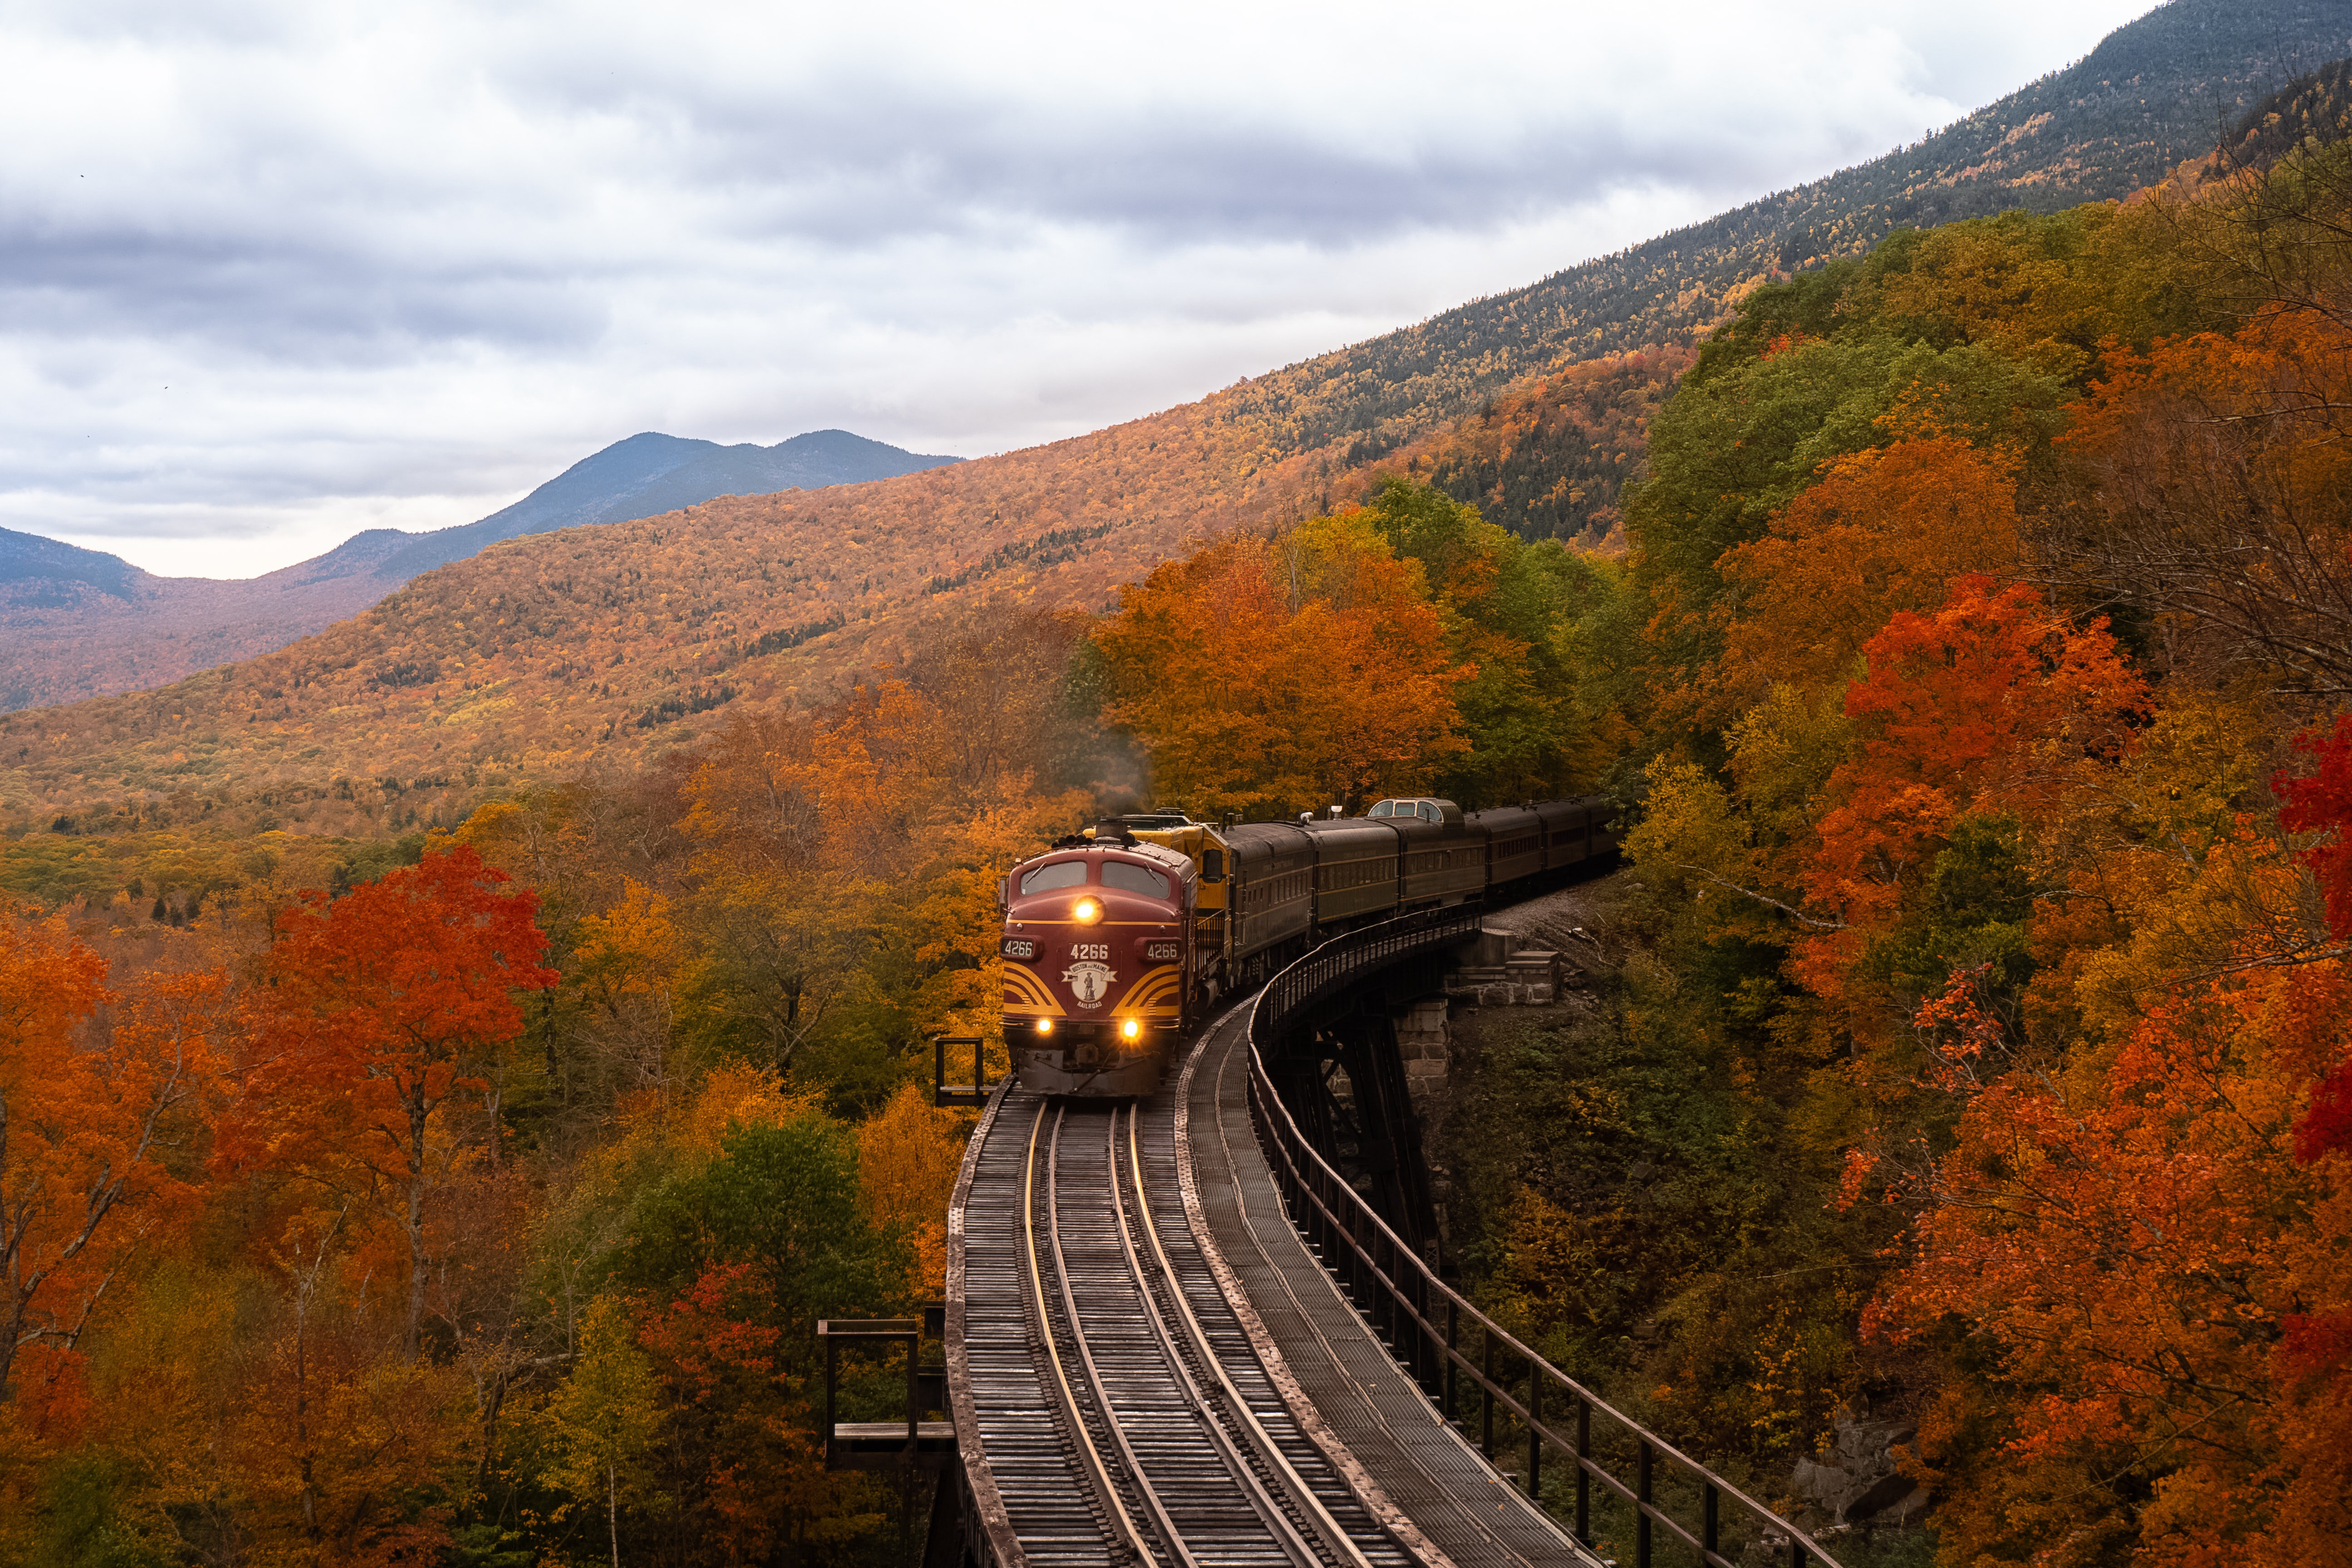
[1249,909,1844,1568]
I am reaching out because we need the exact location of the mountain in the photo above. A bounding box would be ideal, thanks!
[1184,0,2352,480]
[0,431,960,713]
[2220,51,2352,163]
[0,525,428,714]
[369,429,962,580]
[1,529,142,601]
[0,0,2339,834]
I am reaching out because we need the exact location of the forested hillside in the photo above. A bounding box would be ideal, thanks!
[1195,0,2352,468]
[1083,131,2352,1560]
[2221,50,2352,162]
[0,431,960,715]
[1377,347,1694,548]
[1584,136,2352,1562]
[3,0,2336,838]
[0,525,419,713]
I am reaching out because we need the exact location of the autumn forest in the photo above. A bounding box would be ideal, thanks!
[6,33,2352,1568]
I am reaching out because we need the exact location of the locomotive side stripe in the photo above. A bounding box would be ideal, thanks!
[1122,966,1183,1012]
[1002,965,1065,1015]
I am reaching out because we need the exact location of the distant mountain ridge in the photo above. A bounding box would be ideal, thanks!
[0,430,960,711]
[1,0,2340,832]
[0,529,141,601]
[1200,0,2352,475]
[372,430,961,579]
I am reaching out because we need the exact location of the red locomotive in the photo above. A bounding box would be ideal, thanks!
[997,832,1198,1096]
[998,797,1617,1098]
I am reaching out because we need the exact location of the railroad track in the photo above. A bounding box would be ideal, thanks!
[1184,1015,1593,1567]
[961,1073,1418,1568]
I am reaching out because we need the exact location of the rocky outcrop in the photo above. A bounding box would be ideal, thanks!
[1443,926,1563,1006]
[1792,1408,1930,1528]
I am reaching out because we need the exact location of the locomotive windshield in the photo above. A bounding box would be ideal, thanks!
[1101,862,1170,898]
[1020,860,1089,894]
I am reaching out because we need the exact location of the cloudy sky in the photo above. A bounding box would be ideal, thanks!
[6,0,2160,579]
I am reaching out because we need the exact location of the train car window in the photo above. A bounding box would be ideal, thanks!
[1101,862,1171,898]
[1202,848,1225,882]
[1417,802,1439,822]
[1020,860,1089,895]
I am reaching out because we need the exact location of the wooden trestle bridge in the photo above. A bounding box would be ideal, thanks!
[821,907,1845,1568]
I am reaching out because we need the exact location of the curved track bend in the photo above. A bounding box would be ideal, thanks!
[952,997,1604,1567]
[956,1013,1416,1567]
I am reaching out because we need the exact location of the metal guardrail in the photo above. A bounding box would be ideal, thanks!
[1249,911,1844,1568]
[1259,903,1483,1027]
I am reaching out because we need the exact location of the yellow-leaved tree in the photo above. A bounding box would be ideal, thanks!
[539,1294,665,1568]
[857,1084,972,1294]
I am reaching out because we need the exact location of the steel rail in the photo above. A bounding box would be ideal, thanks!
[1121,1106,1384,1568]
[1022,1100,1159,1564]
[1103,1107,1326,1568]
[1246,911,1847,1568]
[1024,1087,1411,1568]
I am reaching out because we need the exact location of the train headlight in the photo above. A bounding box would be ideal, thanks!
[1034,1018,1054,1036]
[1120,1018,1142,1041]
[1073,897,1102,924]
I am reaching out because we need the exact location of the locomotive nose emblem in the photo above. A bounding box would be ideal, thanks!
[1061,960,1116,1008]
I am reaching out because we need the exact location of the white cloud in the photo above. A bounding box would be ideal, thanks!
[0,0,2160,577]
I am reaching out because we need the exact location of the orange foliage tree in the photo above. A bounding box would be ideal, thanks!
[2042,310,2352,694]
[1094,512,1467,816]
[856,1083,970,1294]
[632,1262,861,1564]
[1717,436,2024,706]
[220,1309,475,1565]
[1798,577,2145,985]
[0,911,225,1406]
[1866,939,2352,1567]
[224,846,555,1359]
[677,677,1086,1075]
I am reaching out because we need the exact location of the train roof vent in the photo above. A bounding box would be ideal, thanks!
[1368,797,1462,823]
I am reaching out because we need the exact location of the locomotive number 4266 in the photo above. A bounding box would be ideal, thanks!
[1069,943,1110,960]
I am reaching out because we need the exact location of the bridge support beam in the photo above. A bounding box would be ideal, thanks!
[1264,1008,1440,1270]
[1245,906,1848,1568]
[921,1467,971,1568]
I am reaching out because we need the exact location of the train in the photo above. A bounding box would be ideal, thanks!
[997,796,1617,1096]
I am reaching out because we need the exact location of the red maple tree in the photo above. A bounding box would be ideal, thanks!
[222,846,555,1359]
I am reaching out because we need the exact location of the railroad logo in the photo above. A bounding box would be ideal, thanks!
[1061,959,1116,1008]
